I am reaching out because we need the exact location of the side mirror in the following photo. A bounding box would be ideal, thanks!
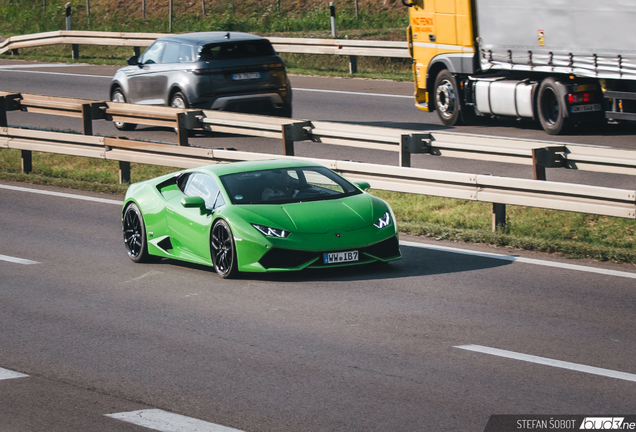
[126,55,140,66]
[355,181,371,191]
[181,196,206,209]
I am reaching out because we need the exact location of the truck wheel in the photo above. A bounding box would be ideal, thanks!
[537,78,569,135]
[433,70,461,126]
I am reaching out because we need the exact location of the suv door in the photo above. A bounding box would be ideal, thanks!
[127,41,168,105]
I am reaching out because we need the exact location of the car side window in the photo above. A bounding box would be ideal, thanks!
[179,45,194,62]
[162,43,181,64]
[184,173,226,209]
[140,41,166,65]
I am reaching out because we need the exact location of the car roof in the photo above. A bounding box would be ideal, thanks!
[157,32,267,47]
[192,159,325,177]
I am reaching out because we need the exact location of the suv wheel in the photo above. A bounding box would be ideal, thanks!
[111,89,137,131]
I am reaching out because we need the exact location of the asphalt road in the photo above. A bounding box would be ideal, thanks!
[1,182,636,432]
[1,59,636,431]
[1,59,635,190]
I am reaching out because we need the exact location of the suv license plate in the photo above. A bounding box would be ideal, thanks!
[571,103,601,113]
[232,72,261,80]
[324,251,359,264]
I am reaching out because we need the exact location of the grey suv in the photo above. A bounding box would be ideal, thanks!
[110,31,292,130]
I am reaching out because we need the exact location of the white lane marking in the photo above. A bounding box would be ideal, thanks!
[0,65,411,98]
[295,87,412,99]
[105,409,246,432]
[400,240,636,280]
[0,367,29,380]
[0,184,123,205]
[455,344,636,383]
[0,254,39,265]
[0,63,93,69]
[0,68,112,78]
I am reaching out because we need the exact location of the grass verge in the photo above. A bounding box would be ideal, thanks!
[1,149,635,264]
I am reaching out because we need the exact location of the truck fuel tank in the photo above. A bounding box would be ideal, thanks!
[474,79,537,119]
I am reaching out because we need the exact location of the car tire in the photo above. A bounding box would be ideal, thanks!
[537,77,570,135]
[211,219,239,279]
[170,91,189,109]
[123,203,151,263]
[170,91,191,134]
[280,105,293,118]
[111,88,137,131]
[433,69,462,126]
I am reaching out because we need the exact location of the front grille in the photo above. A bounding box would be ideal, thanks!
[258,236,400,270]
[259,248,318,269]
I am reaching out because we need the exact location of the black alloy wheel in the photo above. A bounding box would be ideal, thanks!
[211,219,238,278]
[123,203,150,263]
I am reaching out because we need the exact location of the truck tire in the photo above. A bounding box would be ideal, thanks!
[433,70,461,126]
[537,78,570,135]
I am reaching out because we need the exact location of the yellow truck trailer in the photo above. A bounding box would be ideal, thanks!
[404,0,636,134]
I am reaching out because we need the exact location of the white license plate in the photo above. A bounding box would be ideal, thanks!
[232,72,261,80]
[571,103,601,113]
[324,250,359,264]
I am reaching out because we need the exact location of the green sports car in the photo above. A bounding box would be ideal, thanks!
[122,159,401,278]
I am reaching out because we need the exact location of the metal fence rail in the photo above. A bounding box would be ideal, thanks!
[3,91,636,180]
[1,127,634,224]
[0,30,410,73]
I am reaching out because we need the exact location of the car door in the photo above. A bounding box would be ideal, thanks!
[127,41,168,105]
[165,172,226,261]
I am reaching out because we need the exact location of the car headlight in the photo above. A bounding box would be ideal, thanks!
[252,224,290,238]
[373,212,391,229]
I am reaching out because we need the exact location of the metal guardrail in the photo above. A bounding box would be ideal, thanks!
[0,31,409,73]
[2,91,636,228]
[0,127,634,223]
[3,91,636,180]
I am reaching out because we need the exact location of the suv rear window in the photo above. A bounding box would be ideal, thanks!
[199,40,276,61]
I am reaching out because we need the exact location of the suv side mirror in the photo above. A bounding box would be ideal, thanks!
[126,55,140,66]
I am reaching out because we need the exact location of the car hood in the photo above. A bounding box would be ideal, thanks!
[233,194,381,234]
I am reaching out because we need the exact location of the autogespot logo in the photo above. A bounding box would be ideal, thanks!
[580,417,633,430]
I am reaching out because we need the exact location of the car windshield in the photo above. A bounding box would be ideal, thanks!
[199,40,276,61]
[220,166,361,205]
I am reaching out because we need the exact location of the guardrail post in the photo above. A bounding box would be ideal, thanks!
[176,112,189,146]
[349,56,358,74]
[532,147,566,180]
[400,133,430,167]
[0,97,7,127]
[21,150,33,174]
[282,124,295,156]
[81,104,93,135]
[281,122,310,156]
[65,2,79,60]
[134,47,141,57]
[492,203,506,232]
[119,161,131,184]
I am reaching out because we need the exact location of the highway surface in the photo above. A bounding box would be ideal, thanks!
[1,182,636,432]
[1,59,636,431]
